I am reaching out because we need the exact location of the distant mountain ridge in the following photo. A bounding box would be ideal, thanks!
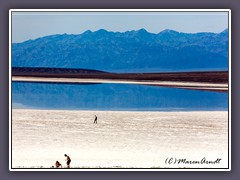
[12,28,228,72]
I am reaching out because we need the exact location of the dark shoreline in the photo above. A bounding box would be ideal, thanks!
[12,67,228,84]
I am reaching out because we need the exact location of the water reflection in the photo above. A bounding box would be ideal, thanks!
[12,82,228,111]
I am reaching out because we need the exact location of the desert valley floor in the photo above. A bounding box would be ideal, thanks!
[12,109,228,169]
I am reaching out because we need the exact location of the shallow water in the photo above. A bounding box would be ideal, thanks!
[12,82,228,111]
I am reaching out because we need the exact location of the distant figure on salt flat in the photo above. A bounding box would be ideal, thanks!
[55,161,62,168]
[64,154,71,168]
[94,115,98,124]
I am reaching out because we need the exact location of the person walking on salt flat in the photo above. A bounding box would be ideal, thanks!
[94,115,98,124]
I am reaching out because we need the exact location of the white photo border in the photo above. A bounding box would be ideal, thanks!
[9,9,231,171]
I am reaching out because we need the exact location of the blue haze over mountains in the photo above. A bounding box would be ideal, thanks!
[12,29,229,110]
[12,28,229,72]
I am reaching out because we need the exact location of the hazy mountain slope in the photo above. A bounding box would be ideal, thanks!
[12,28,228,72]
[12,29,229,109]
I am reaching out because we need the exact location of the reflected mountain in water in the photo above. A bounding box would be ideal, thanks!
[12,82,228,111]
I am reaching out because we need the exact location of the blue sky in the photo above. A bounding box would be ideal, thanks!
[12,11,229,43]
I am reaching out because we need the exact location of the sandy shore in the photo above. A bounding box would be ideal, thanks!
[12,109,228,169]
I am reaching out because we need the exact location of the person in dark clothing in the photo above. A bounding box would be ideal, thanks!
[94,115,98,124]
[55,161,62,168]
[64,154,71,168]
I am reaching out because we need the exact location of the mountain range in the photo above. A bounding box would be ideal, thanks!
[12,28,229,72]
[12,28,229,110]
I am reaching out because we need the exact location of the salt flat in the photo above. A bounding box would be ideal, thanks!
[12,109,228,169]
